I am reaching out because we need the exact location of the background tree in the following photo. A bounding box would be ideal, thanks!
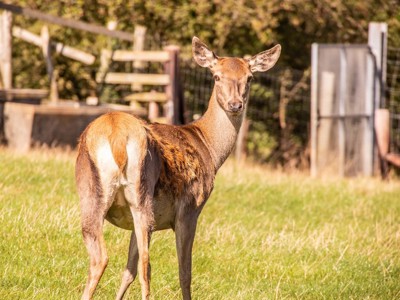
[6,0,400,99]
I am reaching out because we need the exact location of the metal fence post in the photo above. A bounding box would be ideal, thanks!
[164,45,183,124]
[368,22,388,175]
[368,22,388,109]
[310,43,318,177]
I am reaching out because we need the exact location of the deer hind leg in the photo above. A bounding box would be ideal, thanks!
[76,145,119,300]
[81,209,109,300]
[121,141,159,300]
[120,181,154,300]
[116,231,139,300]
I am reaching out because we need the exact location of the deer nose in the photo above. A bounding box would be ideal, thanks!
[228,101,243,112]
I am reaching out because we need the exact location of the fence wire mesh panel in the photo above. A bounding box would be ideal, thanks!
[387,46,400,154]
[311,44,375,177]
[180,60,214,122]
[180,60,310,167]
[248,67,310,167]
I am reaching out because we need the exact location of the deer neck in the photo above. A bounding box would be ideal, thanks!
[195,89,244,170]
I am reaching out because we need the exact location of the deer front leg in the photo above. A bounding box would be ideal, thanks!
[175,211,198,300]
[116,231,139,300]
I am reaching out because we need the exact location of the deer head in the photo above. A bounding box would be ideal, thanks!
[192,36,281,115]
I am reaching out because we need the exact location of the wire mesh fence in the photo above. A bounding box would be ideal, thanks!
[58,45,399,170]
[180,59,311,168]
[387,46,400,154]
[10,36,312,168]
[180,60,213,122]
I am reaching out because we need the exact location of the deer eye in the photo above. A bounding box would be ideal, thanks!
[213,75,220,81]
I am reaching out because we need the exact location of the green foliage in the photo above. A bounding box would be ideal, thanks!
[250,81,275,100]
[1,150,400,299]
[7,1,400,100]
[133,0,400,67]
[247,121,278,161]
[246,82,278,161]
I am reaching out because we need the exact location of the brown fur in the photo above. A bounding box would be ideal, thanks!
[76,127,103,203]
[148,123,215,207]
[218,57,248,74]
[76,36,281,300]
[82,112,147,174]
[79,112,212,207]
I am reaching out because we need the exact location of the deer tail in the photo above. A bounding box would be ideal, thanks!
[109,133,128,174]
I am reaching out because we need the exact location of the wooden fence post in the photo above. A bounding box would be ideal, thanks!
[375,108,390,177]
[0,11,11,142]
[133,26,147,68]
[0,11,12,93]
[164,45,183,124]
[98,50,110,82]
[235,118,250,163]
[41,26,58,103]
[131,25,147,92]
[148,100,160,121]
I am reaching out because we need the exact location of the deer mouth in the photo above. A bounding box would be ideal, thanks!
[228,109,242,116]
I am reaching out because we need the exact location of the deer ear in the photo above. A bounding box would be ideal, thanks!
[192,36,218,68]
[248,44,281,73]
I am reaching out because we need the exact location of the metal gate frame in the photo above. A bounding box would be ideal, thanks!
[310,44,375,176]
[311,23,387,177]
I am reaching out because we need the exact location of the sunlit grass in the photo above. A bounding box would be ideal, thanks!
[0,148,399,299]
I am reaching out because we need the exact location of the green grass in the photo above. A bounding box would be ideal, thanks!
[0,149,400,299]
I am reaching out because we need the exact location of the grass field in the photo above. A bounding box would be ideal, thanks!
[0,148,400,300]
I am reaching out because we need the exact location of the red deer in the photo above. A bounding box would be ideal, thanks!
[75,36,281,300]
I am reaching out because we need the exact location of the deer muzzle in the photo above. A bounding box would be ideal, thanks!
[228,101,243,113]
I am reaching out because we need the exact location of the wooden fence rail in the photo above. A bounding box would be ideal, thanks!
[102,49,170,62]
[0,2,183,125]
[0,2,134,41]
[13,26,95,65]
[97,46,182,124]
